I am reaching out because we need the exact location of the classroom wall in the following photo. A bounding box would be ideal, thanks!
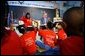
[9,6,56,21]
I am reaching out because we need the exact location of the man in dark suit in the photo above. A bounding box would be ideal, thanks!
[40,12,50,25]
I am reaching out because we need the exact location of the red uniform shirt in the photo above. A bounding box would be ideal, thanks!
[39,29,57,48]
[20,16,32,27]
[1,30,23,55]
[58,36,84,55]
[20,31,37,55]
[58,28,67,40]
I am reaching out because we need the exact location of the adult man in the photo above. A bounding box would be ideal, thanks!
[40,11,50,25]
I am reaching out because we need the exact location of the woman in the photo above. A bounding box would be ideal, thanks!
[20,12,32,27]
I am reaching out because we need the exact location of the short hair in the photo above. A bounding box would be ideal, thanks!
[53,22,66,29]
[16,25,26,34]
[26,27,35,31]
[40,26,46,29]
[47,21,53,29]
[63,7,84,36]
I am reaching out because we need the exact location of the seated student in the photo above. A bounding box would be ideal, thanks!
[20,27,37,55]
[1,1,23,55]
[58,7,84,55]
[36,21,59,55]
[39,21,57,48]
[53,22,67,40]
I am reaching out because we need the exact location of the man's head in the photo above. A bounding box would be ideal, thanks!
[63,7,84,36]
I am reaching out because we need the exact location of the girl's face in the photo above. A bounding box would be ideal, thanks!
[27,14,30,18]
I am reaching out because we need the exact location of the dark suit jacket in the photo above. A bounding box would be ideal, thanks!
[40,17,49,25]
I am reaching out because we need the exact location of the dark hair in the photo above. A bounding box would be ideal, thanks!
[16,25,26,34]
[25,12,30,19]
[53,22,66,29]
[63,7,84,36]
[26,27,35,31]
[47,21,53,29]
[40,26,46,29]
[0,1,9,39]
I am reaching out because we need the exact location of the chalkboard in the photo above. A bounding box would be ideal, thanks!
[9,6,56,21]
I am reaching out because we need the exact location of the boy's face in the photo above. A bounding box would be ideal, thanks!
[57,25,62,29]
[55,23,62,29]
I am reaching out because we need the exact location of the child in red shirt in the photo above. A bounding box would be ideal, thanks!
[20,27,37,55]
[36,21,59,55]
[1,29,23,55]
[1,1,23,55]
[54,22,67,40]
[58,7,84,55]
[39,29,57,48]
